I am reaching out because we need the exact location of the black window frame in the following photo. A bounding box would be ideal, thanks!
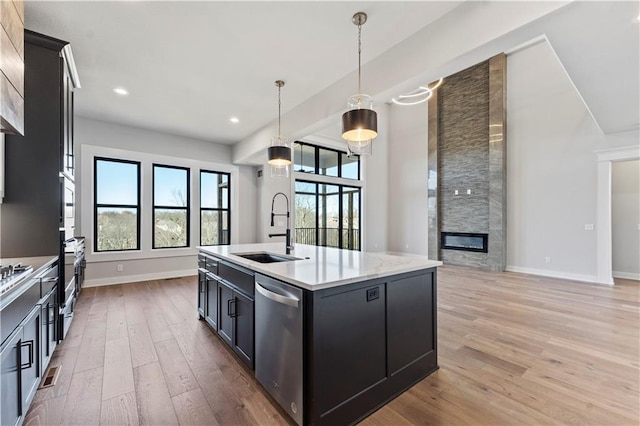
[294,141,360,180]
[152,163,191,249]
[294,180,361,251]
[199,169,231,246]
[94,157,141,252]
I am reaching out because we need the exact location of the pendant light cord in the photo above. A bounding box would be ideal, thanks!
[277,84,281,139]
[357,22,362,96]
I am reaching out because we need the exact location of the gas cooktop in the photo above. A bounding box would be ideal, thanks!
[0,263,34,295]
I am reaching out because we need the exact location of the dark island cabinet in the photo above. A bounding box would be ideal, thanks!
[306,268,438,425]
[197,254,254,370]
[205,274,218,330]
[197,269,206,319]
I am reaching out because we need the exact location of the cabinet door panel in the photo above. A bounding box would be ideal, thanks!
[387,273,435,375]
[21,306,41,410]
[315,284,386,415]
[1,328,23,426]
[217,282,234,347]
[233,291,253,369]
[197,270,206,318]
[205,276,218,330]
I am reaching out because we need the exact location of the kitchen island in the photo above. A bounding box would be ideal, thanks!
[198,243,441,426]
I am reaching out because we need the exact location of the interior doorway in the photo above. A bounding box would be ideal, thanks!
[595,145,640,284]
[611,160,640,281]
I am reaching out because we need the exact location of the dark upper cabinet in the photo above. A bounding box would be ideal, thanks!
[1,30,80,258]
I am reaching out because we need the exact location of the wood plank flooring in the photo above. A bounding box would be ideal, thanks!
[24,266,639,425]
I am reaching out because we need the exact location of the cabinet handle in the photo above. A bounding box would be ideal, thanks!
[48,304,57,325]
[20,340,34,370]
[229,299,237,318]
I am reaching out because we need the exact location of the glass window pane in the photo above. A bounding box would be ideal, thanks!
[342,187,360,250]
[96,207,138,251]
[295,181,316,194]
[294,143,315,173]
[201,171,229,209]
[318,148,339,177]
[154,166,188,207]
[201,210,229,245]
[295,189,317,245]
[341,153,359,179]
[96,160,138,205]
[154,208,188,248]
[320,184,340,248]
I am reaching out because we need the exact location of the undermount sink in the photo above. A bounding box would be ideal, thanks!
[232,251,302,264]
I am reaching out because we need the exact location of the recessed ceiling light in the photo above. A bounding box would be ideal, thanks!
[113,87,129,96]
[229,116,240,124]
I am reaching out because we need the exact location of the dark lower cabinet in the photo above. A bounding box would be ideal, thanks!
[197,269,206,318]
[40,288,58,371]
[217,279,254,369]
[233,290,254,367]
[0,305,43,426]
[217,281,234,347]
[307,269,438,425]
[205,274,218,330]
[1,327,23,426]
[20,306,41,412]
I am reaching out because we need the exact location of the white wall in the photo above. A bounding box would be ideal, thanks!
[363,104,389,252]
[612,160,640,279]
[387,102,428,255]
[76,117,257,286]
[505,41,605,282]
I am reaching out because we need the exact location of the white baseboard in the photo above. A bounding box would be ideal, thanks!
[83,269,197,288]
[505,265,611,285]
[613,271,640,281]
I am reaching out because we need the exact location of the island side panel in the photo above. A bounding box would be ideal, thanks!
[306,268,438,426]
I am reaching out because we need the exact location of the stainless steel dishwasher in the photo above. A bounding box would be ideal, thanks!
[255,273,303,425]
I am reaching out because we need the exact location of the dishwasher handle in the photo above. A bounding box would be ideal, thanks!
[255,281,299,308]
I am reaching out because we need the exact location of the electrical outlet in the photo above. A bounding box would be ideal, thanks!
[466,189,471,195]
[454,190,459,195]
[116,264,123,272]
[366,287,379,302]
[584,224,594,231]
[545,257,551,264]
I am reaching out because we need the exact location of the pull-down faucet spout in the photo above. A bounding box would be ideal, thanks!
[268,192,293,255]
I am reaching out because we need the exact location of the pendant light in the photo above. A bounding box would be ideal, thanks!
[267,80,291,177]
[341,12,377,156]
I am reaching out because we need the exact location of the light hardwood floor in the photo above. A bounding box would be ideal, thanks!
[24,266,639,425]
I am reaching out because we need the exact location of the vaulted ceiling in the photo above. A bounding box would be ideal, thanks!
[25,1,639,164]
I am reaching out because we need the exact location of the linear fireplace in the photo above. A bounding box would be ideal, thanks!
[441,232,488,253]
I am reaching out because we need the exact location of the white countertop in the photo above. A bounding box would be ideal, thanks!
[198,243,442,291]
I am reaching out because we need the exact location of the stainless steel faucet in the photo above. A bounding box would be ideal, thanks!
[268,192,293,254]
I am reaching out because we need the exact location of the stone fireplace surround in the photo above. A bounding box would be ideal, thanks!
[428,54,506,271]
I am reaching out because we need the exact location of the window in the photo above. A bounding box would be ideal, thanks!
[200,170,230,245]
[293,142,360,179]
[153,164,190,248]
[94,158,140,252]
[295,181,361,250]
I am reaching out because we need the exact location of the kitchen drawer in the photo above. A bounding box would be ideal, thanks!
[39,264,58,296]
[198,254,218,275]
[217,259,253,297]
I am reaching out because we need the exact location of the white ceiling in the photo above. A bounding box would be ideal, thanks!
[25,1,462,145]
